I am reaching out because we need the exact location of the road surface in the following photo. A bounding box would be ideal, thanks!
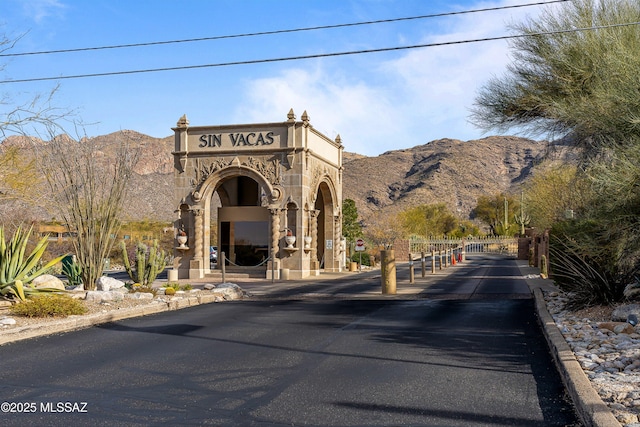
[0,255,580,426]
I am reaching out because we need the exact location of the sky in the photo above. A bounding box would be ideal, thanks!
[0,0,564,156]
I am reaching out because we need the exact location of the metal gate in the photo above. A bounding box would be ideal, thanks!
[409,236,519,256]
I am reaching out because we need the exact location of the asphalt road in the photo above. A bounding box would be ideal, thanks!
[0,255,580,426]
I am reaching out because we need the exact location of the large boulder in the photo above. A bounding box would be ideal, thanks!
[612,304,640,322]
[31,274,65,290]
[96,276,126,292]
[212,283,244,300]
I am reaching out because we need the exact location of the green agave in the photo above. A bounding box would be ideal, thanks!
[0,225,68,301]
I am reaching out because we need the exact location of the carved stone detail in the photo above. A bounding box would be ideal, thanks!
[191,156,282,190]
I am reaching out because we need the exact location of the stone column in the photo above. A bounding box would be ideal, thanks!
[310,209,319,271]
[332,214,341,271]
[269,208,281,277]
[189,208,204,279]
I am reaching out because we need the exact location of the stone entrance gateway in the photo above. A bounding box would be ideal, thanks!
[170,109,344,280]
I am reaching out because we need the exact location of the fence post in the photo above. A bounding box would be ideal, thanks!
[439,249,443,270]
[409,254,415,284]
[431,250,436,273]
[421,251,426,277]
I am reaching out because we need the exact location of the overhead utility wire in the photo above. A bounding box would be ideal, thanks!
[2,20,637,85]
[0,0,569,57]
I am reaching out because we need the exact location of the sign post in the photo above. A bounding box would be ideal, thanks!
[355,238,365,271]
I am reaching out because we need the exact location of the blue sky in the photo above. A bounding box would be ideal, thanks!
[1,0,562,156]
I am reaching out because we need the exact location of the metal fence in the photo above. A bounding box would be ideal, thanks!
[409,236,519,256]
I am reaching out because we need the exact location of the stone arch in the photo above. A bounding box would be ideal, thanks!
[170,110,343,280]
[313,177,341,272]
[198,166,277,270]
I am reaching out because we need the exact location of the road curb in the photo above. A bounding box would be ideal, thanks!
[0,295,220,346]
[518,262,621,427]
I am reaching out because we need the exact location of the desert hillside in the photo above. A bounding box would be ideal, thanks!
[0,132,575,226]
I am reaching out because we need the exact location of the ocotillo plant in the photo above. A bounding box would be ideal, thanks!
[120,240,167,286]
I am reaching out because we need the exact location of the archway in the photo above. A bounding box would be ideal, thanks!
[170,110,344,280]
[313,180,341,272]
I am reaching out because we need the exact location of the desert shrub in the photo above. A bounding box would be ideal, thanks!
[10,294,87,318]
[550,220,627,308]
[163,282,192,291]
[164,287,176,296]
[0,225,67,301]
[129,284,157,296]
[62,257,83,288]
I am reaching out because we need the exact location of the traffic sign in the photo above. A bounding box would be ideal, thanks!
[355,238,365,252]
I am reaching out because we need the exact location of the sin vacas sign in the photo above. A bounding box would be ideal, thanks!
[198,131,276,148]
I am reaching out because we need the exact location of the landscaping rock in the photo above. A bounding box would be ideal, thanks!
[31,274,65,290]
[0,317,16,326]
[127,292,154,300]
[96,276,126,292]
[85,291,114,303]
[613,304,640,323]
[203,283,216,290]
[599,322,636,335]
[213,283,244,300]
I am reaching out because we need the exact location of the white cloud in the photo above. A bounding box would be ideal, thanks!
[235,66,403,155]
[20,0,66,23]
[233,0,560,155]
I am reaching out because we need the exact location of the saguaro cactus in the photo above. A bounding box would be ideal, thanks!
[120,240,167,286]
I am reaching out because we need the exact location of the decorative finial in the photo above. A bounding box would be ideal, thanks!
[335,134,342,145]
[177,114,189,128]
[287,108,296,122]
[301,110,309,123]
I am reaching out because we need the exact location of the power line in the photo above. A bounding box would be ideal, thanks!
[2,20,637,85]
[0,0,569,58]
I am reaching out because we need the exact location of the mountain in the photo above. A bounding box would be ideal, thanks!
[0,132,575,226]
[342,136,570,224]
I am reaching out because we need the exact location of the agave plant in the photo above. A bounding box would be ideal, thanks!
[0,225,68,301]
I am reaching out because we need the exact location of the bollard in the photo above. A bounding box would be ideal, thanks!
[431,249,436,273]
[221,251,226,283]
[421,251,426,277]
[439,250,443,270]
[381,249,396,294]
[409,256,415,284]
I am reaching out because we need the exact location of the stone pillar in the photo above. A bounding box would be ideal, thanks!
[189,208,204,279]
[268,208,281,278]
[310,209,319,271]
[330,214,341,272]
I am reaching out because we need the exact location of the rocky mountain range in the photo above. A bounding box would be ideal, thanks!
[0,131,576,227]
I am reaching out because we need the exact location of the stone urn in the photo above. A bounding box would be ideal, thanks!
[285,234,296,249]
[304,236,312,249]
[177,233,188,250]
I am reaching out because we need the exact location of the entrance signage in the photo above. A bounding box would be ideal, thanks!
[198,131,275,148]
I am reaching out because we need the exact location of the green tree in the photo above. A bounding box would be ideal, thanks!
[471,0,640,152]
[471,0,640,304]
[398,203,459,237]
[522,163,593,230]
[472,193,520,236]
[342,199,362,258]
